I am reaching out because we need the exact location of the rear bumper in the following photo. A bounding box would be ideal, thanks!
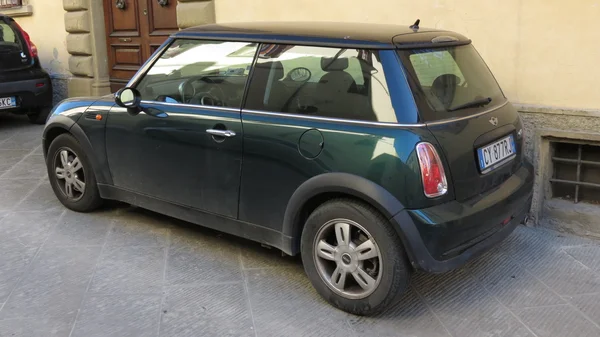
[392,160,534,273]
[0,71,53,112]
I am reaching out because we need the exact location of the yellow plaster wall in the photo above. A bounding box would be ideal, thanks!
[215,0,600,110]
[10,0,70,77]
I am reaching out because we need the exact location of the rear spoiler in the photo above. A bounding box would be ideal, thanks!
[394,39,472,50]
[392,31,472,50]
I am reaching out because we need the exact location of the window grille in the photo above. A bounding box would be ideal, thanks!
[551,141,600,204]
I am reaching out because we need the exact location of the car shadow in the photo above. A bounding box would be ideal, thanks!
[0,113,43,137]
[0,112,33,127]
[113,205,598,312]
[64,199,600,336]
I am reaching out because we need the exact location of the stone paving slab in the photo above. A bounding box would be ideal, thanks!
[0,115,599,337]
[71,294,162,337]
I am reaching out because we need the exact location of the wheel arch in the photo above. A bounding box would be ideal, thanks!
[43,117,111,185]
[43,126,69,158]
[282,173,407,256]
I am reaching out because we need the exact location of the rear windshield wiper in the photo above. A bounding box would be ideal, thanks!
[448,97,492,112]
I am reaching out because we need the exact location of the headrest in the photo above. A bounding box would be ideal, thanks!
[321,57,349,71]
[271,61,284,80]
[255,61,285,80]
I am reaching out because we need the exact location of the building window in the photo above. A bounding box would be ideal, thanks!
[550,141,600,204]
[0,0,22,8]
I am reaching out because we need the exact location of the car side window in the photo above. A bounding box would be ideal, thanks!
[135,39,258,108]
[244,44,398,123]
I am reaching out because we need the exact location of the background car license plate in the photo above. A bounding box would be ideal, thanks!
[477,135,516,172]
[0,97,16,109]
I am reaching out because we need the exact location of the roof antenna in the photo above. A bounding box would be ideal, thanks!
[410,19,420,31]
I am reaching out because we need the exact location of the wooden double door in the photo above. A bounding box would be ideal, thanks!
[103,0,178,92]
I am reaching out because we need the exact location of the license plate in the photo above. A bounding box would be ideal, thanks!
[0,97,17,109]
[477,135,516,173]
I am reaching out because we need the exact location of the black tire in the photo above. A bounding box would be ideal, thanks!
[301,198,411,316]
[46,133,103,212]
[28,107,52,125]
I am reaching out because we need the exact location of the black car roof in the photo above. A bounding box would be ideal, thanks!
[174,21,471,49]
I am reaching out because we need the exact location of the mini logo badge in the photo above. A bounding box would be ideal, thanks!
[489,117,498,126]
[20,52,27,59]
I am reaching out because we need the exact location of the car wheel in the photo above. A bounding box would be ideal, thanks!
[28,107,52,125]
[46,133,103,212]
[301,199,411,315]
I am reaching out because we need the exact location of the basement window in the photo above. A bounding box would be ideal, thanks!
[0,0,32,17]
[551,141,600,204]
[0,0,21,8]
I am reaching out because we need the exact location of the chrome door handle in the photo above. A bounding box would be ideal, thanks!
[206,129,236,138]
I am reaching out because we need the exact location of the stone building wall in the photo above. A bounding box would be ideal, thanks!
[518,106,600,238]
[63,0,110,98]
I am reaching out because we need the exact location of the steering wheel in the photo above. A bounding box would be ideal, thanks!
[190,86,226,106]
[197,77,227,105]
[178,76,228,105]
[178,78,196,103]
[191,91,222,106]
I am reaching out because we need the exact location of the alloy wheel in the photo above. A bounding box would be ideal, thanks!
[53,148,86,201]
[313,218,383,299]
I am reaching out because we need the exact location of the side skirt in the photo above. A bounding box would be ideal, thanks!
[98,184,295,255]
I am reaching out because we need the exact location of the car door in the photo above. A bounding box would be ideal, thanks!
[105,38,258,218]
[240,44,404,230]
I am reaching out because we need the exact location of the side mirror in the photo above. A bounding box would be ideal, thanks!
[115,87,142,115]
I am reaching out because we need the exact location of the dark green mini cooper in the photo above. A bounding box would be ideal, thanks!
[43,21,533,315]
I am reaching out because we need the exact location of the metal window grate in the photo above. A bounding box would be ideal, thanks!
[0,0,22,9]
[551,141,600,204]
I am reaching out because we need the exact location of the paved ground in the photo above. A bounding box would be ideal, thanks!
[1,114,600,337]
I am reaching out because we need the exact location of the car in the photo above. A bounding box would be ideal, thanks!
[0,14,53,124]
[42,21,533,315]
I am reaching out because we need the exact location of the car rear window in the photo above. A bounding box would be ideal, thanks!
[0,22,22,50]
[397,44,506,122]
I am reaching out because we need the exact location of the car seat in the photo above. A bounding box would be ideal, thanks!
[314,57,359,118]
[430,74,461,109]
[249,61,290,112]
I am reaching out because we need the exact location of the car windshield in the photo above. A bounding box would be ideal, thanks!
[397,44,505,122]
[144,40,256,80]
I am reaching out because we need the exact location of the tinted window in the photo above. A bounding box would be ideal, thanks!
[244,44,398,123]
[409,50,464,87]
[0,21,23,53]
[135,39,258,108]
[0,22,22,49]
[398,45,505,122]
[0,21,29,71]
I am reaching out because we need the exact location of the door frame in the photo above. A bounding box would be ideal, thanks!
[63,0,217,98]
[124,37,173,88]
[101,0,179,92]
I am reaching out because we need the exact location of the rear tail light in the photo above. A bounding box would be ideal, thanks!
[12,21,38,59]
[416,142,448,198]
